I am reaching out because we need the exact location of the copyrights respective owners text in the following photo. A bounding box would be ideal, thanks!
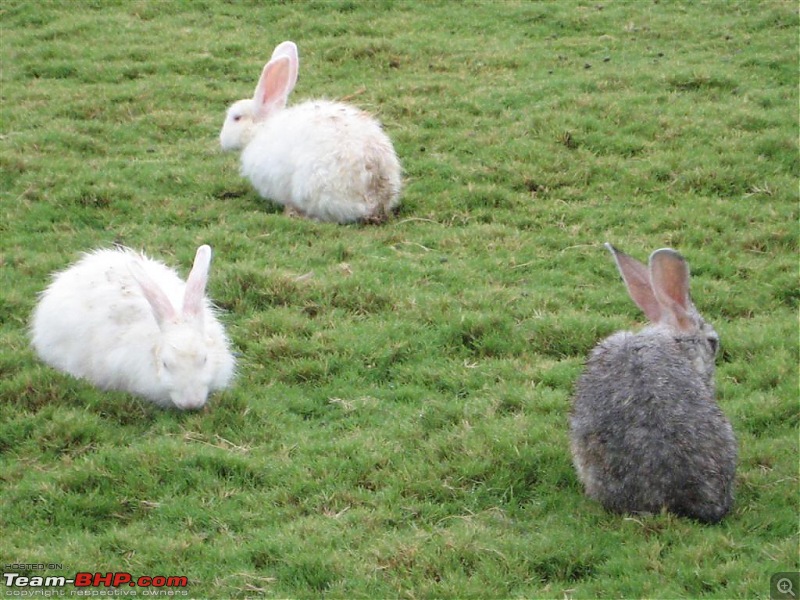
[3,569,189,597]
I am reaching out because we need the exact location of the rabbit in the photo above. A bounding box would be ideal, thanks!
[219,40,402,224]
[569,244,737,523]
[30,244,235,410]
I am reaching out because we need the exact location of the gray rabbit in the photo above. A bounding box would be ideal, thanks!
[570,244,737,523]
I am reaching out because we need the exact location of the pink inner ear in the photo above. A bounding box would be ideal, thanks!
[254,56,293,119]
[129,261,177,328]
[649,249,695,331]
[607,245,662,323]
[182,277,206,318]
[270,41,299,90]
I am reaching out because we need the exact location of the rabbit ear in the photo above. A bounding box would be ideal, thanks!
[648,248,696,332]
[183,245,211,323]
[270,41,299,89]
[605,243,662,323]
[253,42,298,120]
[129,259,177,329]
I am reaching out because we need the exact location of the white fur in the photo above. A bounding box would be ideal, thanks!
[219,41,402,224]
[30,246,235,410]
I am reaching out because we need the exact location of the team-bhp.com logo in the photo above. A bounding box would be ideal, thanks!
[3,572,188,596]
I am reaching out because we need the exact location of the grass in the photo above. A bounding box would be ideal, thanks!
[1,0,798,598]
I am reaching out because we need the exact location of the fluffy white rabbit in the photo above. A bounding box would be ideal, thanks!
[220,41,402,224]
[31,245,235,410]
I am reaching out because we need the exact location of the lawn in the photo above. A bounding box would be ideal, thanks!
[1,1,798,598]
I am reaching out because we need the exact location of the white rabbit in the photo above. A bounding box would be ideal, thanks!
[219,40,402,224]
[31,245,235,410]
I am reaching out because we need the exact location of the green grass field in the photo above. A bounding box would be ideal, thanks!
[1,1,798,598]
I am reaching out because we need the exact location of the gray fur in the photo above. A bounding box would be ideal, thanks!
[570,244,737,523]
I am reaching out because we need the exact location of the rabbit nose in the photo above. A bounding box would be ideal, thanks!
[171,387,208,411]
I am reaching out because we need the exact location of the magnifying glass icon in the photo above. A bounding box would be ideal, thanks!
[777,578,796,598]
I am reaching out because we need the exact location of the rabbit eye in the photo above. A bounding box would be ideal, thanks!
[707,336,719,355]
[233,115,242,122]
